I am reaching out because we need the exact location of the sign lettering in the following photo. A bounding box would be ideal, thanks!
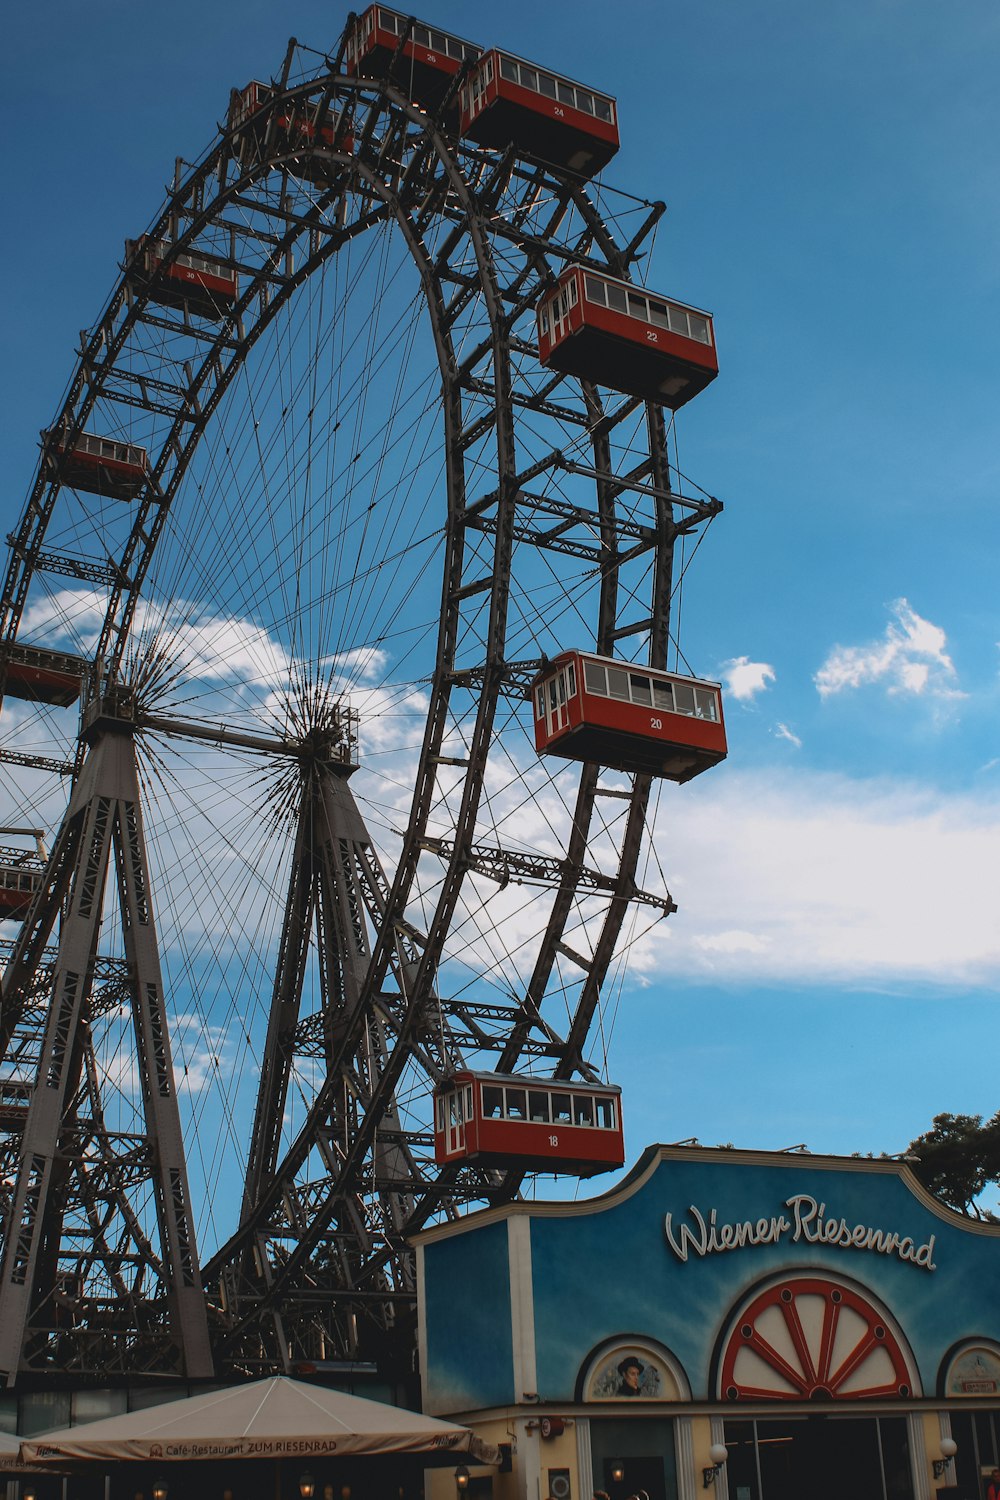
[664,1193,937,1272]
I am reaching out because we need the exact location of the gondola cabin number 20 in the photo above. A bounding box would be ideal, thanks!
[531,650,727,784]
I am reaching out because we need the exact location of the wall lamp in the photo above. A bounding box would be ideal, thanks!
[455,1466,470,1494]
[702,1444,729,1489]
[610,1461,625,1484]
[299,1474,316,1500]
[152,1480,169,1500]
[932,1437,958,1479]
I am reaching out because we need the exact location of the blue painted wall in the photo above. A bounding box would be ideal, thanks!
[421,1150,1000,1411]
[423,1217,514,1412]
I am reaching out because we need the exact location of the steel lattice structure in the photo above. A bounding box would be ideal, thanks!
[0,19,722,1383]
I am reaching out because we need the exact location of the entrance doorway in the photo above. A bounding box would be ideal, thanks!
[723,1415,913,1500]
[589,1417,678,1500]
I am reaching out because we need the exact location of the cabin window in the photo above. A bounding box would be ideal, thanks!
[537,72,557,99]
[668,305,690,337]
[482,1085,503,1118]
[520,65,538,91]
[557,80,575,106]
[649,300,670,329]
[566,662,576,695]
[501,56,518,82]
[584,275,606,306]
[652,680,674,711]
[673,681,695,715]
[688,313,711,344]
[573,1096,594,1127]
[606,283,628,314]
[449,1094,462,1128]
[378,8,398,30]
[528,1092,550,1123]
[435,1097,445,1130]
[584,659,606,694]
[505,1088,527,1121]
[535,686,545,716]
[627,291,648,320]
[629,673,652,707]
[694,687,718,721]
[551,1093,572,1125]
[594,97,613,122]
[596,1097,616,1129]
[606,667,629,701]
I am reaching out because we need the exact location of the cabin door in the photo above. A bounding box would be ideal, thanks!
[447,1090,465,1156]
[546,669,570,735]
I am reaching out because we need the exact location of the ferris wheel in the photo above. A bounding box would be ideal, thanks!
[0,9,724,1381]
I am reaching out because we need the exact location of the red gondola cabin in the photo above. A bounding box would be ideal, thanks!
[229,81,355,184]
[434,1071,624,1177]
[1,643,85,708]
[460,51,618,178]
[345,8,482,113]
[43,430,149,502]
[0,834,46,921]
[537,266,719,409]
[0,857,42,920]
[127,237,238,321]
[532,651,727,783]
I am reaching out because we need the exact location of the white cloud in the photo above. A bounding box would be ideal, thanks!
[773,722,802,749]
[694,929,770,956]
[722,656,775,701]
[815,599,960,699]
[17,586,394,702]
[632,768,1000,987]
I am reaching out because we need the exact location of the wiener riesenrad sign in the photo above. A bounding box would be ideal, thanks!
[664,1192,937,1272]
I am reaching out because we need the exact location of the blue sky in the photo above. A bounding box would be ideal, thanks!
[4,0,1000,1225]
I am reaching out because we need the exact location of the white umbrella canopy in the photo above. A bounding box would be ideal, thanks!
[21,1378,500,1466]
[0,1430,24,1470]
[0,1428,51,1472]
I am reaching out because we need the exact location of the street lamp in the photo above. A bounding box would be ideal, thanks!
[933,1438,958,1480]
[702,1445,729,1489]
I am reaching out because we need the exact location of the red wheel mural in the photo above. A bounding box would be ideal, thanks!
[719,1276,916,1401]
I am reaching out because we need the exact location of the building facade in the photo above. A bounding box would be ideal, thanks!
[415,1146,1000,1500]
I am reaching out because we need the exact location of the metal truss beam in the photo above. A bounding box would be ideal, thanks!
[419,836,675,914]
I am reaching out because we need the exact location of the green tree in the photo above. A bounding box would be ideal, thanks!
[904,1112,1000,1221]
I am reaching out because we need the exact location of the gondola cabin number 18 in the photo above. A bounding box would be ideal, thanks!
[434,1072,624,1177]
